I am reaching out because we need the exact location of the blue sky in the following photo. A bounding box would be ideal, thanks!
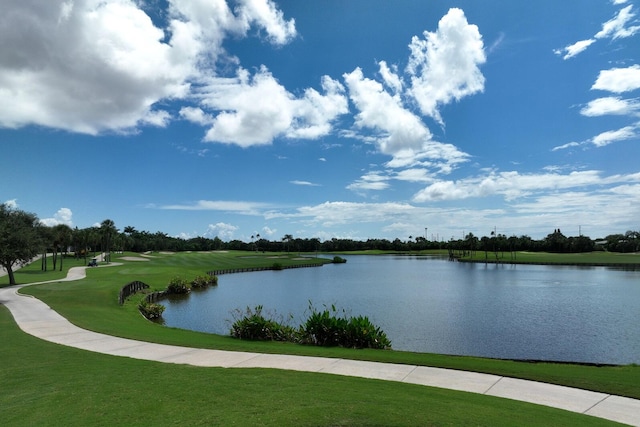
[1,0,639,242]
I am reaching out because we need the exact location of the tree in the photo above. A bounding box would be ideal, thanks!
[100,219,118,263]
[0,204,43,285]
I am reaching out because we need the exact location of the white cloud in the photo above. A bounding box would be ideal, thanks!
[0,0,298,135]
[3,199,19,209]
[592,125,638,146]
[551,141,582,151]
[203,222,238,240]
[179,107,215,125]
[290,180,320,187]
[346,172,391,192]
[556,5,640,59]
[411,170,627,202]
[558,39,596,60]
[160,200,271,215]
[343,67,432,155]
[406,8,486,124]
[198,67,348,146]
[591,65,640,93]
[594,5,640,39]
[581,96,640,116]
[40,207,73,227]
[378,61,403,93]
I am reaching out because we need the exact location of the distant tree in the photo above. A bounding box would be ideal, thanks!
[282,234,293,252]
[0,204,43,285]
[100,219,118,262]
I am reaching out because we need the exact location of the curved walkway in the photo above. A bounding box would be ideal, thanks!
[1,265,639,426]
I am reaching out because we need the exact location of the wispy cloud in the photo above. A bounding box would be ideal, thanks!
[159,200,273,215]
[290,180,321,187]
[555,5,640,59]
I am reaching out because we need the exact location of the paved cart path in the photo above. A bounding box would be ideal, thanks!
[0,263,638,426]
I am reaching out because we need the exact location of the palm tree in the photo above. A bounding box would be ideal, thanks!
[282,234,293,252]
[100,219,117,263]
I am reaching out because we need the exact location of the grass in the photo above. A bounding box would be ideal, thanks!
[458,250,640,266]
[0,306,622,426]
[1,250,637,425]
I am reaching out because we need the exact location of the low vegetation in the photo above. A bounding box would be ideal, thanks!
[230,303,391,349]
[0,251,640,426]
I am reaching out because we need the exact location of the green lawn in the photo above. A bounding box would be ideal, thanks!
[1,250,637,425]
[0,307,622,426]
[459,250,640,266]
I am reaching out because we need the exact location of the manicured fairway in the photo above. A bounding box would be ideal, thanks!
[0,307,622,426]
[2,251,638,425]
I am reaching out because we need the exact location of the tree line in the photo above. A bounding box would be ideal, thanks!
[1,203,638,285]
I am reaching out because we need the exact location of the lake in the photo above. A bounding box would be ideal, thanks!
[161,255,640,365]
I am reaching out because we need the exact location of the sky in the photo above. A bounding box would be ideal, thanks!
[1,0,640,242]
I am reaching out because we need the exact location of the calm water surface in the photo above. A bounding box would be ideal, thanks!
[162,255,640,364]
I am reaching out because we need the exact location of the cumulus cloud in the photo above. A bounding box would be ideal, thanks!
[0,0,297,135]
[341,8,480,190]
[193,67,348,146]
[406,8,486,124]
[40,207,74,227]
[3,199,19,209]
[591,65,640,93]
[344,67,432,155]
[203,222,238,240]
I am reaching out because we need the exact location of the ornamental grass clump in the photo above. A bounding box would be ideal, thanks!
[298,304,391,349]
[230,305,296,341]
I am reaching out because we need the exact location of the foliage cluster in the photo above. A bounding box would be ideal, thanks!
[298,304,391,349]
[230,303,391,350]
[166,276,190,294]
[137,299,165,320]
[229,305,296,341]
[191,274,218,288]
[332,256,347,263]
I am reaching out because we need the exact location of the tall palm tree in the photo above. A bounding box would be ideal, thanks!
[100,219,117,263]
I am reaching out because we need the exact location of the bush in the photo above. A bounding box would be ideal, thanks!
[230,305,295,341]
[191,274,218,288]
[332,256,347,264]
[271,262,283,270]
[138,299,165,320]
[298,304,391,349]
[167,276,190,294]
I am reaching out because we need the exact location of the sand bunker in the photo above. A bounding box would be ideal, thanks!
[120,257,150,262]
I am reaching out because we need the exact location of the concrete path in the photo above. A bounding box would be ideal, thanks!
[0,265,638,426]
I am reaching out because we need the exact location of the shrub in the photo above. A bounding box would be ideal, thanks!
[271,262,283,270]
[230,305,295,341]
[167,276,190,294]
[138,299,165,320]
[191,274,218,288]
[298,303,391,349]
[332,256,347,264]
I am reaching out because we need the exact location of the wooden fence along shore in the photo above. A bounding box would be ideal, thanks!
[206,263,323,276]
[120,263,325,305]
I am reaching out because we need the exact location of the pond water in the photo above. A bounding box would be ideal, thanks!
[161,255,640,365]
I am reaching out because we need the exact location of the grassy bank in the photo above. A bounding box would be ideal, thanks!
[13,251,639,402]
[457,250,640,266]
[1,307,619,426]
